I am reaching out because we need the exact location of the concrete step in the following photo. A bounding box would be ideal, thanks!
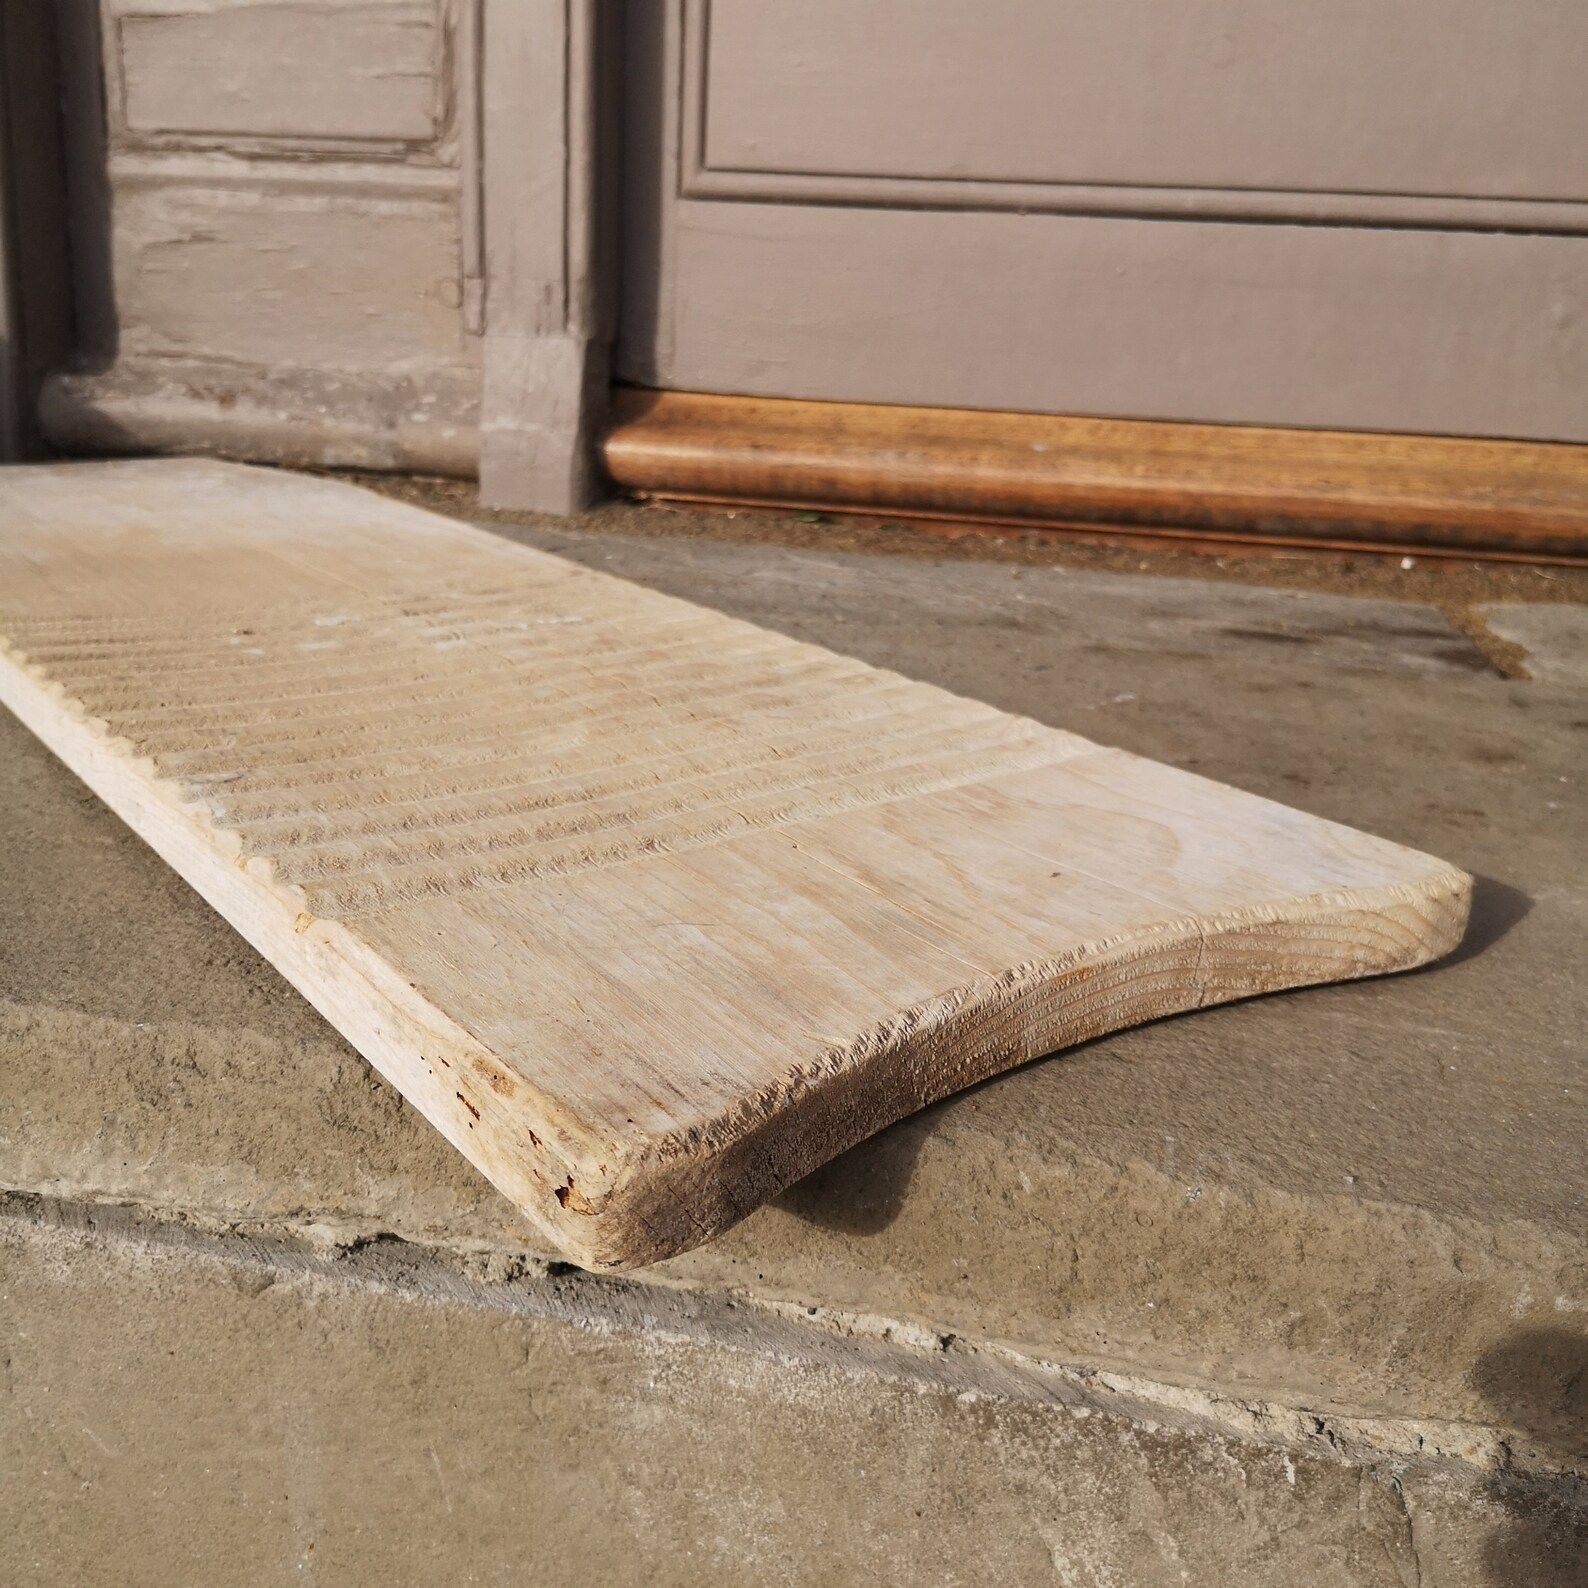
[9,1191,1574,1588]
[4,506,1584,1583]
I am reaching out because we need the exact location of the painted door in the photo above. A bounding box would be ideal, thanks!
[620,1,1588,441]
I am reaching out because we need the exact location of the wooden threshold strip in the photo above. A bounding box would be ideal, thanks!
[602,388,1588,563]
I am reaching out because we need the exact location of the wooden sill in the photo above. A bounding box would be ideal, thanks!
[602,388,1588,563]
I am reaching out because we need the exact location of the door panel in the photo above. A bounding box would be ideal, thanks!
[622,2,1588,441]
[700,0,1588,205]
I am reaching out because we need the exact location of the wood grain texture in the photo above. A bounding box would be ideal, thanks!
[0,460,1472,1267]
[604,388,1588,561]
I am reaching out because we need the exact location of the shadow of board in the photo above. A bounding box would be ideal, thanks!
[777,1117,928,1239]
[1435,874,1533,972]
[775,873,1532,1240]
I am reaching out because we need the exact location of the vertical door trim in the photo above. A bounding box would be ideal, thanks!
[479,0,618,512]
[0,8,25,459]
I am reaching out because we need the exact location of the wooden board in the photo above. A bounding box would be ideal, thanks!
[0,460,1472,1268]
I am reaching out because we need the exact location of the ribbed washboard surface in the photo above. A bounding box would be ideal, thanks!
[0,461,1470,1267]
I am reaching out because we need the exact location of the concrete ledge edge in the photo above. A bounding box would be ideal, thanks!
[5,1187,1582,1499]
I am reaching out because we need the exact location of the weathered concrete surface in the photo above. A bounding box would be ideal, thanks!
[4,1196,1581,1588]
[3,508,1585,1578]
[1476,602,1588,688]
[41,357,479,479]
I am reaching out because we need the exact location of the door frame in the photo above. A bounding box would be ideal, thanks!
[379,0,1588,552]
[478,0,621,512]
[0,2,73,462]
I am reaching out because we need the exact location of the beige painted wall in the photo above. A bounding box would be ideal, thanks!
[41,0,483,475]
